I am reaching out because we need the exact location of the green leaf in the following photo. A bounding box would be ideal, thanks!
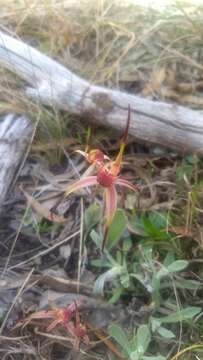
[93,266,123,296]
[130,350,140,360]
[120,271,130,288]
[108,209,127,249]
[123,237,132,252]
[90,229,102,247]
[158,306,201,324]
[152,276,161,308]
[148,212,168,229]
[166,260,188,272]
[109,287,124,304]
[174,278,201,290]
[84,203,102,234]
[109,324,130,355]
[150,317,161,332]
[128,214,147,236]
[142,212,170,240]
[163,252,175,267]
[176,163,194,182]
[136,324,151,355]
[157,326,175,339]
[157,260,188,279]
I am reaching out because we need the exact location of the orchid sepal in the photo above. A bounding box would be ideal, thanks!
[116,177,139,192]
[102,185,118,251]
[65,176,98,196]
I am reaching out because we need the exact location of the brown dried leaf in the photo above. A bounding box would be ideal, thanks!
[87,324,125,359]
[21,188,67,223]
[35,273,92,294]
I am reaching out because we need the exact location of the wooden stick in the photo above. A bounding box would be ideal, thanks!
[0,30,203,154]
[0,113,33,211]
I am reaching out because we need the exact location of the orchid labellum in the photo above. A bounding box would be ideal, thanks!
[65,105,139,250]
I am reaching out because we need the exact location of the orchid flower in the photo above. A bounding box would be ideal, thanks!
[65,105,139,250]
[18,301,79,332]
[16,301,89,349]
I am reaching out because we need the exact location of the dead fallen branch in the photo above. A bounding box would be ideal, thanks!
[0,30,203,154]
[0,113,33,212]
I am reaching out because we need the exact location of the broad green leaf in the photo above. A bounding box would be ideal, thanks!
[109,324,130,355]
[109,287,124,304]
[158,306,201,324]
[148,212,168,229]
[166,260,188,273]
[157,326,175,339]
[128,215,147,236]
[90,229,102,247]
[150,317,161,332]
[163,252,175,267]
[157,260,188,279]
[91,258,111,268]
[136,324,151,355]
[142,213,170,241]
[108,209,127,249]
[84,203,101,234]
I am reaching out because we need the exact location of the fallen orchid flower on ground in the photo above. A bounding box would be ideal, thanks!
[16,301,89,350]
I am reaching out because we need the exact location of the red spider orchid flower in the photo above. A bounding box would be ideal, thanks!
[65,105,139,251]
[17,302,79,332]
[16,301,89,350]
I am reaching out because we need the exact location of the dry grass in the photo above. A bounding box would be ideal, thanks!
[1,1,203,105]
[1,0,203,158]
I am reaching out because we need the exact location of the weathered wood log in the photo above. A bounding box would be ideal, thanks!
[0,30,203,154]
[0,114,33,211]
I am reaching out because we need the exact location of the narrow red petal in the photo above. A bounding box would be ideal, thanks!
[115,177,139,192]
[65,176,98,196]
[105,186,118,225]
[46,319,61,331]
[27,310,56,320]
[102,186,117,251]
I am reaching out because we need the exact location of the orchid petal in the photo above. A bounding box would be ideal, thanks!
[27,310,56,320]
[115,177,139,192]
[46,319,61,331]
[65,176,98,196]
[102,186,118,251]
[105,186,118,225]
